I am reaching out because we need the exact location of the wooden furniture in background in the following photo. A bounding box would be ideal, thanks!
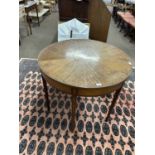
[116,11,135,41]
[25,1,40,34]
[38,39,132,132]
[51,0,57,11]
[58,0,111,42]
[40,0,57,12]
[19,5,31,45]
[58,0,89,22]
[19,5,30,36]
[88,0,111,42]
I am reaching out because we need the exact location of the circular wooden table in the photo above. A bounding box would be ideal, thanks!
[38,39,132,132]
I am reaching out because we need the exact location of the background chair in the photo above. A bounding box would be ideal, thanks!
[19,5,31,44]
[58,18,90,42]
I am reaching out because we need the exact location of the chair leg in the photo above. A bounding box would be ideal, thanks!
[26,15,32,35]
[119,21,124,32]
[19,33,21,46]
[124,24,130,37]
[24,15,29,36]
[129,28,135,42]
[117,17,122,28]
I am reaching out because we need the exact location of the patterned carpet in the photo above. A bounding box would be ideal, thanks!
[19,71,135,155]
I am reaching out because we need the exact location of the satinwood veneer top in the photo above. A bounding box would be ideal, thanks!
[38,39,132,89]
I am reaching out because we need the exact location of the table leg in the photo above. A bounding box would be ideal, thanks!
[26,15,32,35]
[24,15,29,36]
[35,5,40,26]
[105,84,123,121]
[41,75,50,111]
[70,88,78,132]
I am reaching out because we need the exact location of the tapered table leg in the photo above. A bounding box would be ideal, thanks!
[105,84,123,122]
[26,15,32,35]
[70,88,78,132]
[41,75,50,111]
[35,5,40,26]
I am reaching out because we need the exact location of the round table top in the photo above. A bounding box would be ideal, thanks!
[38,39,132,89]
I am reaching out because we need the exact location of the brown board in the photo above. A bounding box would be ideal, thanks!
[88,0,111,42]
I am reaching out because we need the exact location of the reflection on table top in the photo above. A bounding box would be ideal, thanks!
[38,39,132,89]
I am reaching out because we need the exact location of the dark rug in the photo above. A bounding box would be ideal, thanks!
[19,59,135,155]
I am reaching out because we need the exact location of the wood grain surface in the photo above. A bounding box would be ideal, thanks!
[38,39,132,131]
[38,39,132,90]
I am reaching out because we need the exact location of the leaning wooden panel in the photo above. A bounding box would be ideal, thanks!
[88,0,111,42]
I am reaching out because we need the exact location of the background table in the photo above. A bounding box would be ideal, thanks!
[24,1,40,34]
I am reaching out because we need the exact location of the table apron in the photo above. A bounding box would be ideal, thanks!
[41,71,125,97]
